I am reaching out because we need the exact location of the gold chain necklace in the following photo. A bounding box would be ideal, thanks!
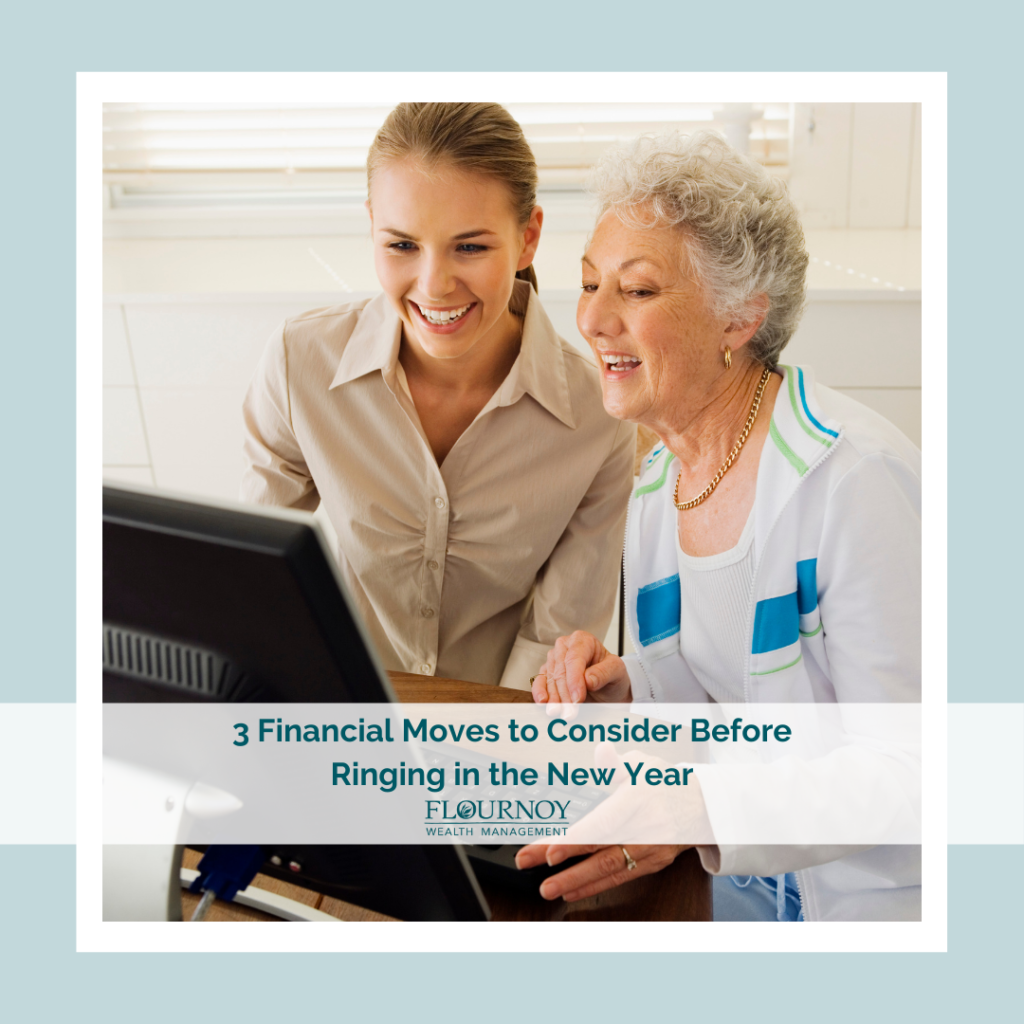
[672,365,773,511]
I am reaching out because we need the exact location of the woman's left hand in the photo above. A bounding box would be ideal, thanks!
[531,630,633,705]
[515,842,687,901]
[515,745,715,901]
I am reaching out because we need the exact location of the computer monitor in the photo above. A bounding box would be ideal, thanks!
[102,484,490,922]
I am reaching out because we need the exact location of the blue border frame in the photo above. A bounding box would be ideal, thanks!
[2,1,1019,1011]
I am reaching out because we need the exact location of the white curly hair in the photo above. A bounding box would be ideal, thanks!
[587,131,808,367]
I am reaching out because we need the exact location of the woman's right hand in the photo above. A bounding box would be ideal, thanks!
[531,631,632,704]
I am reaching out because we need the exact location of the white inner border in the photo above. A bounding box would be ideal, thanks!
[78,70,947,953]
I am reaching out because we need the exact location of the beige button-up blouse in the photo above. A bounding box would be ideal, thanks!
[241,284,635,688]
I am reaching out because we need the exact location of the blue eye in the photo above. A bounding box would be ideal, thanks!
[457,244,488,253]
[387,241,416,251]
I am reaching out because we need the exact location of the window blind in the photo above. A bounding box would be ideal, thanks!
[103,102,791,210]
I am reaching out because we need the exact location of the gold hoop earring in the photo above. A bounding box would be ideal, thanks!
[724,346,732,369]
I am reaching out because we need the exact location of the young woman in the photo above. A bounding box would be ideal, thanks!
[241,103,635,687]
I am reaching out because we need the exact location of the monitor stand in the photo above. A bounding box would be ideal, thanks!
[178,864,342,922]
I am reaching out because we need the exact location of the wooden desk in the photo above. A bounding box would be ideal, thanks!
[182,672,711,922]
[388,672,535,703]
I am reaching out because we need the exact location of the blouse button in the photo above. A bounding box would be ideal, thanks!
[427,560,439,571]
[434,496,446,509]
[420,664,432,674]
[421,607,435,618]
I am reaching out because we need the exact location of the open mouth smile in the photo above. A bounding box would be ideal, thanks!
[600,353,643,377]
[412,302,475,330]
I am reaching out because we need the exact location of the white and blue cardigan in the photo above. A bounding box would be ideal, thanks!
[622,365,923,920]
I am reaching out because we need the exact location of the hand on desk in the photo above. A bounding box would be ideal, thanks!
[517,840,690,902]
[516,746,715,902]
[531,630,632,705]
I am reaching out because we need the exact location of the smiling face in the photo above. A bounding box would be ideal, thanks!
[369,159,541,371]
[577,210,734,430]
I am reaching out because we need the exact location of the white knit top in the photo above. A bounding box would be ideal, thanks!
[675,509,755,703]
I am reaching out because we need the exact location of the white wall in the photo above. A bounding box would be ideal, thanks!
[788,103,921,229]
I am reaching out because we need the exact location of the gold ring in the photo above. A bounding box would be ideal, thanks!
[621,847,637,871]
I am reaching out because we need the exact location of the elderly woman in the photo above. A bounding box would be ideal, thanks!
[518,132,921,921]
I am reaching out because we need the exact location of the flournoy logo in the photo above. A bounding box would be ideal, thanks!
[425,799,571,821]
